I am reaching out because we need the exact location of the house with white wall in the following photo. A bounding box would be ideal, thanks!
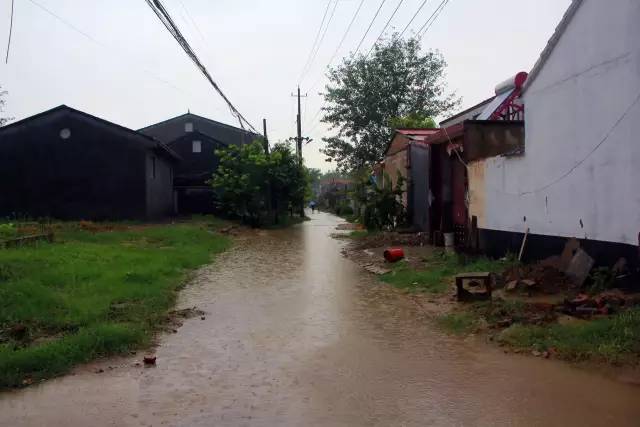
[470,0,640,265]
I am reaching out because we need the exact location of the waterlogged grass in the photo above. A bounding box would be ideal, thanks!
[498,308,640,363]
[0,220,231,388]
[381,252,512,294]
[437,312,477,335]
[348,230,379,239]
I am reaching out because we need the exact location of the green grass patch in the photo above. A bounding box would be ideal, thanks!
[437,312,477,335]
[381,252,513,294]
[0,219,231,388]
[348,230,378,239]
[498,308,640,363]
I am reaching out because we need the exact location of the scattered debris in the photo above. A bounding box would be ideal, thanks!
[218,225,240,235]
[565,248,595,286]
[363,264,391,275]
[143,356,157,365]
[8,324,28,340]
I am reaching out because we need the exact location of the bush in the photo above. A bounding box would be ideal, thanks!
[0,223,17,239]
[336,204,354,216]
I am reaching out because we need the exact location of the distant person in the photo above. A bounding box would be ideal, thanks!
[309,201,317,213]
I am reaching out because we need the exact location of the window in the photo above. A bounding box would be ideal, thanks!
[192,140,202,153]
[185,122,194,132]
[151,156,157,179]
[59,128,71,140]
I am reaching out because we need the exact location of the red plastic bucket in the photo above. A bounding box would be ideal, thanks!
[384,247,405,263]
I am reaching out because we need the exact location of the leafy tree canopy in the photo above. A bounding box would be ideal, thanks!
[388,112,437,130]
[320,34,458,172]
[211,140,309,226]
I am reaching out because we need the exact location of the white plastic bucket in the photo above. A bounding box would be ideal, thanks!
[444,232,455,247]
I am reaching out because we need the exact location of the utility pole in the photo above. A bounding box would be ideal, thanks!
[289,87,313,217]
[262,118,269,154]
[291,86,310,163]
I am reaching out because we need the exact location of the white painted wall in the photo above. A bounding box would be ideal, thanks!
[481,0,640,245]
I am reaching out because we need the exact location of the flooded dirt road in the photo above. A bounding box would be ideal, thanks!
[1,212,639,426]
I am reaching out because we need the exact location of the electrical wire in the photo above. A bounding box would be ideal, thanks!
[399,0,430,37]
[144,0,259,133]
[175,0,207,45]
[365,0,405,57]
[323,0,366,72]
[24,0,205,100]
[301,0,339,84]
[5,0,14,63]
[298,0,333,83]
[417,0,450,37]
[353,0,387,56]
[446,90,640,197]
[306,0,366,96]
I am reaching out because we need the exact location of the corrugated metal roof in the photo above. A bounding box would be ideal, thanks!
[523,0,584,93]
[440,96,495,127]
[477,90,513,120]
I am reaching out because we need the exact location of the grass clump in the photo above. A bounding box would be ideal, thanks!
[437,312,477,335]
[348,230,379,239]
[0,219,231,388]
[381,251,512,294]
[498,308,640,363]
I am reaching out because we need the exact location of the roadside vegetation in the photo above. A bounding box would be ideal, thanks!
[497,309,640,363]
[211,140,310,228]
[381,252,511,294]
[0,218,230,388]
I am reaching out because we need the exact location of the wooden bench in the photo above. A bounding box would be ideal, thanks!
[455,272,492,302]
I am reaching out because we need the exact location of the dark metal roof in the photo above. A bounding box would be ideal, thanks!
[138,112,259,142]
[0,105,181,161]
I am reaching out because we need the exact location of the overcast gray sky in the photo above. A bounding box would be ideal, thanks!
[0,0,571,171]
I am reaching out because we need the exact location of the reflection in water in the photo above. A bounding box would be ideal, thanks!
[1,212,639,426]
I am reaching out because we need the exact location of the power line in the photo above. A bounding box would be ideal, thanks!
[353,0,387,56]
[5,0,15,63]
[323,0,366,73]
[365,0,405,57]
[417,0,450,37]
[175,0,207,45]
[446,90,640,197]
[399,0,430,37]
[300,0,339,85]
[24,0,204,99]
[306,0,366,95]
[144,0,259,133]
[518,90,640,196]
[298,0,332,83]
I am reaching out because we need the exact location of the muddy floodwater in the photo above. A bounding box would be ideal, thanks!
[1,212,639,426]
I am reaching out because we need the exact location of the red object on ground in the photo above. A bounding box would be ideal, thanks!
[384,247,405,263]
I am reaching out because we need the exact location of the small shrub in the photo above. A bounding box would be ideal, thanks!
[336,204,354,216]
[0,223,17,239]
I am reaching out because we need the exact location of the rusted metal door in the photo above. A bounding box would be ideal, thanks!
[451,159,467,243]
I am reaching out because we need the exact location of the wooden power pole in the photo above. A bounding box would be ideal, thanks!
[291,86,309,163]
[262,118,269,154]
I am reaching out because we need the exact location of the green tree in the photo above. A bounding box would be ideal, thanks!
[0,86,13,127]
[211,141,269,226]
[211,140,309,226]
[320,34,458,171]
[268,142,308,220]
[388,113,437,130]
